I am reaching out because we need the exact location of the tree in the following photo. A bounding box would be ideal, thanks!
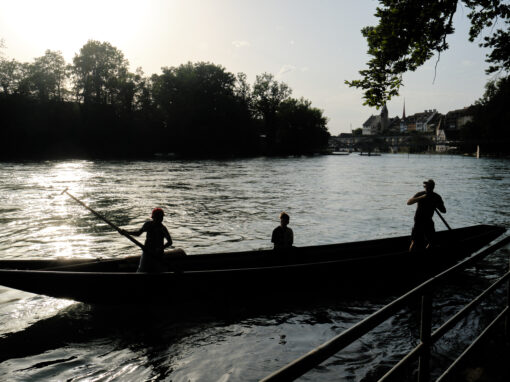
[152,61,237,123]
[0,59,31,95]
[251,73,292,150]
[352,128,363,136]
[252,73,291,122]
[71,40,130,105]
[151,62,255,155]
[346,0,510,107]
[275,97,330,153]
[461,75,510,153]
[29,50,68,101]
[234,72,252,113]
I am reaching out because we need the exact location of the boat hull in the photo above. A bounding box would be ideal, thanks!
[0,225,505,304]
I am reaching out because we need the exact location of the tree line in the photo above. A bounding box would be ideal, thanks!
[0,40,330,159]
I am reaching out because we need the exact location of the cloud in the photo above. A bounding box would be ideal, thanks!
[277,64,296,78]
[461,60,475,67]
[276,65,310,78]
[232,40,250,48]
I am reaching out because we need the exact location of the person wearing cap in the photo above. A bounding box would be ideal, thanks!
[407,179,446,251]
[121,208,173,272]
[271,212,294,249]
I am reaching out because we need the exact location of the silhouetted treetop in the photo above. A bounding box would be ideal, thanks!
[71,40,130,105]
[346,0,510,107]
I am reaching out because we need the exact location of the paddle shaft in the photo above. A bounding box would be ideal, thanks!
[435,208,452,230]
[62,188,145,250]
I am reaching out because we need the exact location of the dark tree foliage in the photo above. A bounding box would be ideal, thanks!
[0,41,330,159]
[250,73,293,153]
[356,136,389,153]
[274,98,330,154]
[352,128,363,136]
[460,75,510,153]
[71,40,131,105]
[405,133,435,153]
[28,50,67,101]
[151,62,258,156]
[346,0,510,107]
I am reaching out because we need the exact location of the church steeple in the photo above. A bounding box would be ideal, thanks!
[381,103,388,119]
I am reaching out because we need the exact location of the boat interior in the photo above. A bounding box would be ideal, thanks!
[0,225,504,274]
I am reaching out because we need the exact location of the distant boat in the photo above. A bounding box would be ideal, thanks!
[0,225,504,304]
[359,152,381,156]
[154,152,177,158]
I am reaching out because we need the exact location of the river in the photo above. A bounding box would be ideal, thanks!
[0,154,509,381]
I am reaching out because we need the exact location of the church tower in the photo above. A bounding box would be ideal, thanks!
[380,104,389,132]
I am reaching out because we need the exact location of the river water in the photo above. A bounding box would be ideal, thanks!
[0,154,509,381]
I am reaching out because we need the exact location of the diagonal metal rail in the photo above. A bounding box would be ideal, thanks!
[260,235,510,382]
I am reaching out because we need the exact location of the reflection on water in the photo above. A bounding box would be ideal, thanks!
[0,154,509,380]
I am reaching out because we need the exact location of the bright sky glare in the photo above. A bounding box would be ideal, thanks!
[0,0,497,135]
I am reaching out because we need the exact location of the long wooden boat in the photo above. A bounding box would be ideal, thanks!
[0,225,505,304]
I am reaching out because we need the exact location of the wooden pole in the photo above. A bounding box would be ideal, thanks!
[61,188,145,250]
[435,209,452,231]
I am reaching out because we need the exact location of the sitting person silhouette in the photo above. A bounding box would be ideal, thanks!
[271,212,294,249]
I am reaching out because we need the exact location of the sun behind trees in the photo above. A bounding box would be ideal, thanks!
[0,40,330,159]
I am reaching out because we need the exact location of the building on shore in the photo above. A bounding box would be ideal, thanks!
[329,103,475,153]
[444,107,475,130]
[362,104,389,135]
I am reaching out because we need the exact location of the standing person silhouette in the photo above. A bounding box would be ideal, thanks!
[271,212,294,249]
[407,179,446,251]
[121,208,173,272]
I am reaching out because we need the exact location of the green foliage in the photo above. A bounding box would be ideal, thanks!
[29,50,67,101]
[352,128,363,136]
[347,0,510,107]
[252,73,292,121]
[0,41,330,159]
[0,59,24,94]
[151,62,256,156]
[71,40,130,105]
[405,133,435,153]
[461,75,510,153]
[275,98,330,154]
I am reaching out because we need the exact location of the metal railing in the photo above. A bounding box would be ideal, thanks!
[260,235,510,382]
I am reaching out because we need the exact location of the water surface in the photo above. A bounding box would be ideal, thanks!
[0,154,509,381]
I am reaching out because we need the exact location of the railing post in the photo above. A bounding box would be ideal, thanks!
[418,291,433,382]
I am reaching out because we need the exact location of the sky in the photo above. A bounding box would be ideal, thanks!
[0,0,499,135]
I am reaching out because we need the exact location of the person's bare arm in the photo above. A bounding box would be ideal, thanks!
[407,194,426,205]
[163,227,173,248]
[436,198,446,213]
[121,227,144,236]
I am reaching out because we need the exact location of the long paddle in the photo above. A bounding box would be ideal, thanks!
[61,188,145,250]
[435,208,452,230]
